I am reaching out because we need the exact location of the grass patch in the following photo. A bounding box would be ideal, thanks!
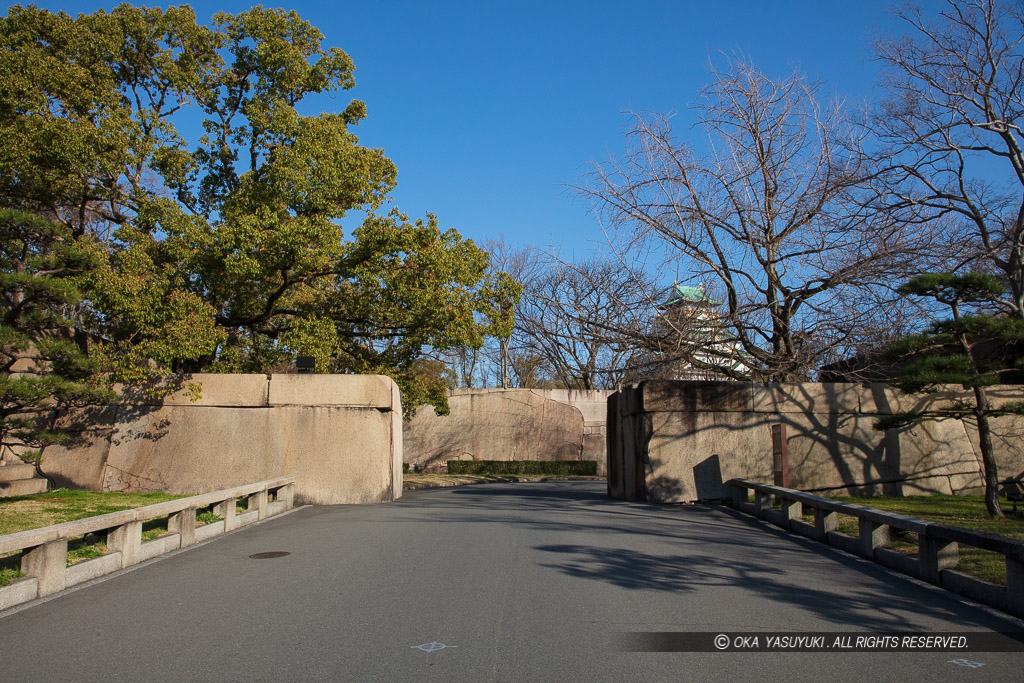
[446,460,599,476]
[0,566,24,586]
[0,489,185,537]
[66,536,106,566]
[196,510,222,526]
[824,494,1024,586]
[750,492,1022,585]
[196,511,221,525]
[827,494,1024,539]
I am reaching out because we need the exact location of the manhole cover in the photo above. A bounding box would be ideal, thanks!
[248,551,291,559]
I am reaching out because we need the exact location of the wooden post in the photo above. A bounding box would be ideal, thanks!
[772,424,789,488]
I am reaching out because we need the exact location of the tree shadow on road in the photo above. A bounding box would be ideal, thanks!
[532,538,1021,631]
[408,481,1024,631]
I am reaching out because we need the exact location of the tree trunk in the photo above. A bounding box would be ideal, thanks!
[974,386,1004,518]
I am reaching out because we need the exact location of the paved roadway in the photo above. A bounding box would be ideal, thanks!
[1,481,1022,681]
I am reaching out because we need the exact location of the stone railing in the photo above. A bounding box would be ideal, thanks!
[0,477,294,611]
[729,478,1024,619]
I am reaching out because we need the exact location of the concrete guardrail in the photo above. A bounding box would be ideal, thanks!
[728,478,1024,618]
[0,477,295,611]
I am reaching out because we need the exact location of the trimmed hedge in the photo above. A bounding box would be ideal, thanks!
[446,460,599,476]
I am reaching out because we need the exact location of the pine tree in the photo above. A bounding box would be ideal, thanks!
[876,273,1024,517]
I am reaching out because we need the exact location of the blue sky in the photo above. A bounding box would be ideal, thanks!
[27,1,909,256]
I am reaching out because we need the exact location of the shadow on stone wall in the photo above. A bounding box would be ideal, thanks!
[607,381,1024,504]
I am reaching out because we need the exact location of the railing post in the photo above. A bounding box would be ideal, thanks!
[279,483,295,509]
[731,482,748,508]
[755,490,771,518]
[214,497,238,532]
[814,508,838,541]
[107,521,143,568]
[772,424,789,488]
[21,539,67,597]
[919,528,958,585]
[168,507,197,548]
[251,489,269,520]
[858,518,890,560]
[780,499,802,529]
[1006,556,1024,619]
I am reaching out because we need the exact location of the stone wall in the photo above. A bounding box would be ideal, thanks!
[403,388,614,474]
[37,374,403,505]
[608,381,1024,503]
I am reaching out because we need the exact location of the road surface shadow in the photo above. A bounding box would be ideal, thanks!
[403,481,1024,631]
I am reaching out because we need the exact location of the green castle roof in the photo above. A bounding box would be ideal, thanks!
[660,284,722,307]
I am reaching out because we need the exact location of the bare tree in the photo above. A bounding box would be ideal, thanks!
[480,238,542,388]
[581,59,927,382]
[873,0,1024,316]
[514,255,656,390]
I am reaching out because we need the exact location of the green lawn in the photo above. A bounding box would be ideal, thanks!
[0,489,185,537]
[0,489,188,585]
[811,494,1024,586]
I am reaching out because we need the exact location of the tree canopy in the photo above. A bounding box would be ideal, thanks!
[877,273,1024,517]
[0,3,512,444]
[872,0,1024,317]
[581,60,928,381]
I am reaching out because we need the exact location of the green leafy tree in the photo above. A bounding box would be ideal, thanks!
[0,208,113,458]
[876,273,1024,517]
[0,4,508,417]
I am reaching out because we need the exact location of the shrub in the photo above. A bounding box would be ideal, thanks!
[446,460,598,476]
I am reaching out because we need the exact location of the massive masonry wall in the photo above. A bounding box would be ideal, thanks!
[608,381,1024,503]
[36,374,403,505]
[404,388,614,474]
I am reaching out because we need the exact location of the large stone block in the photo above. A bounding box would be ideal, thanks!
[101,405,285,494]
[280,406,396,505]
[782,412,896,491]
[115,374,270,407]
[987,414,1024,478]
[897,475,955,496]
[269,374,394,408]
[606,380,1024,501]
[752,383,861,414]
[606,392,623,498]
[52,404,120,430]
[535,389,615,423]
[0,478,47,497]
[39,374,404,505]
[639,380,752,413]
[0,463,37,482]
[582,433,606,475]
[948,471,985,495]
[619,384,641,418]
[621,412,642,500]
[897,419,983,477]
[404,390,584,469]
[39,427,112,490]
[390,381,403,497]
[643,410,772,503]
[863,384,974,415]
[160,374,270,407]
[780,412,980,492]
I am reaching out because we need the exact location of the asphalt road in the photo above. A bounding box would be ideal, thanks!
[1,481,1022,682]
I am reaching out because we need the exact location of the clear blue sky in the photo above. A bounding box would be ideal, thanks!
[28,1,908,256]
